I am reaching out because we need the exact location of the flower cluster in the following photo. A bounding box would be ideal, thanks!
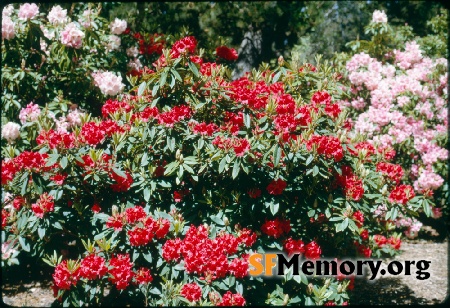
[162,225,256,281]
[92,71,125,96]
[261,218,291,238]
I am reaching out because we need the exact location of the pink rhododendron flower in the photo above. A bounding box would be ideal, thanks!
[92,71,125,96]
[60,22,85,49]
[2,16,15,40]
[109,18,127,35]
[48,5,67,25]
[372,10,387,23]
[18,3,39,20]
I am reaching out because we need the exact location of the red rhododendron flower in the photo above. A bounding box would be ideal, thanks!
[154,218,170,239]
[108,254,134,290]
[352,211,364,228]
[133,267,153,285]
[229,257,248,278]
[31,193,55,218]
[125,206,147,224]
[52,261,80,290]
[389,185,415,205]
[373,235,387,247]
[216,46,238,61]
[266,179,287,195]
[311,90,331,105]
[284,237,305,256]
[218,291,246,306]
[106,213,125,231]
[101,99,132,118]
[237,228,257,247]
[261,218,291,238]
[348,141,375,160]
[2,209,10,229]
[110,170,133,192]
[128,226,153,246]
[304,241,322,260]
[1,160,18,185]
[162,238,183,262]
[360,229,369,241]
[92,203,101,213]
[336,167,364,201]
[387,236,401,250]
[247,188,262,199]
[171,36,197,58]
[80,122,105,145]
[376,162,404,184]
[80,254,108,280]
[181,283,202,302]
[307,135,343,162]
[13,196,25,210]
[192,122,218,136]
[324,103,341,118]
[233,138,251,157]
[50,173,67,185]
[36,130,75,149]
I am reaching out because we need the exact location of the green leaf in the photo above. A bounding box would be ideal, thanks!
[307,209,315,217]
[138,81,147,96]
[270,202,280,215]
[273,145,282,167]
[60,156,68,169]
[232,160,240,179]
[20,172,29,195]
[141,152,149,166]
[188,61,199,77]
[219,156,227,174]
[38,227,46,239]
[144,187,151,202]
[18,237,30,252]
[306,155,314,166]
[243,113,251,128]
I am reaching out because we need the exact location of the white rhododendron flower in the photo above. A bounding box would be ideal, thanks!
[1,122,21,142]
[60,22,85,49]
[109,18,127,35]
[372,10,388,23]
[18,3,39,20]
[105,35,121,52]
[2,5,14,17]
[47,5,68,25]
[92,71,125,96]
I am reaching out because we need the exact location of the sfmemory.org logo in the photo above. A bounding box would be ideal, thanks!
[248,253,431,280]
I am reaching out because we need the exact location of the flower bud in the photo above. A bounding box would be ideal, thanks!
[176,149,181,160]
[306,283,314,295]
[111,205,119,216]
[278,56,284,66]
[223,216,229,226]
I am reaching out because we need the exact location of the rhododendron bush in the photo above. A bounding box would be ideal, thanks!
[0,4,442,307]
[3,33,429,308]
[336,10,448,238]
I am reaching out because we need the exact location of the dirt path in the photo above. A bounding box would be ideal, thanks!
[1,240,448,306]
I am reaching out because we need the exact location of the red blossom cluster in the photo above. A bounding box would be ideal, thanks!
[336,166,364,201]
[31,192,55,218]
[132,32,165,56]
[376,162,404,183]
[247,188,262,199]
[261,218,291,238]
[79,254,108,280]
[306,135,344,162]
[354,241,372,258]
[212,136,251,157]
[133,267,153,285]
[348,141,375,160]
[216,46,238,61]
[79,120,129,146]
[388,184,415,205]
[106,206,170,246]
[266,178,287,195]
[221,111,244,135]
[110,170,133,192]
[1,151,53,185]
[217,291,246,306]
[181,282,202,302]
[352,210,364,227]
[131,106,159,122]
[191,121,219,136]
[52,261,81,290]
[162,225,256,281]
[36,129,75,149]
[170,36,197,58]
[373,235,401,250]
[157,105,192,127]
[101,99,133,118]
[108,254,134,290]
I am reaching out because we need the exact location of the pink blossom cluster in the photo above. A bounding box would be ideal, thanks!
[47,5,67,25]
[18,3,39,20]
[19,102,41,124]
[342,44,448,193]
[60,22,85,49]
[92,71,125,96]
[105,35,121,52]
[2,16,15,40]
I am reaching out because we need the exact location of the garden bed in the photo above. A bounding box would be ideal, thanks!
[2,239,448,306]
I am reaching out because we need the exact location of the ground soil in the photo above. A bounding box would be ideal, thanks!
[1,239,449,307]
